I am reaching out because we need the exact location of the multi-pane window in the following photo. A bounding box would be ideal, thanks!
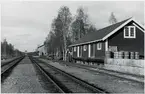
[130,27,135,37]
[124,26,136,38]
[97,43,102,50]
[124,27,129,36]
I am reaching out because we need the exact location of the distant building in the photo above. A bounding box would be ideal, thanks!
[37,45,47,56]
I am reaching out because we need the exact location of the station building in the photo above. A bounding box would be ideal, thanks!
[69,18,144,60]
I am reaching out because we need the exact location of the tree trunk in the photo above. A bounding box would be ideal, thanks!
[63,27,67,61]
[63,36,67,61]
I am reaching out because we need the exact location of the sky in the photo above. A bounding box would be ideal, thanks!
[1,1,144,52]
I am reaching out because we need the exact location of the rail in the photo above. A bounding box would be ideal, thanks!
[29,56,65,93]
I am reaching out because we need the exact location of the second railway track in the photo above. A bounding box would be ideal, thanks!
[1,56,25,75]
[29,56,107,93]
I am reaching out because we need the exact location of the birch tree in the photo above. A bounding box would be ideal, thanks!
[58,6,72,61]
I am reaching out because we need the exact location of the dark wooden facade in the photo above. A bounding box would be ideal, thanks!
[108,21,144,56]
[72,42,105,59]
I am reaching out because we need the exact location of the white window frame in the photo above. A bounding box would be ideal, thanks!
[74,47,76,52]
[124,26,136,38]
[97,43,102,50]
[83,45,87,51]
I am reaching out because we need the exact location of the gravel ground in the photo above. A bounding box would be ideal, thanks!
[1,57,50,93]
[40,59,144,93]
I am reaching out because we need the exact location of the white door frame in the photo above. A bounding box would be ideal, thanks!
[88,44,91,57]
[77,46,79,57]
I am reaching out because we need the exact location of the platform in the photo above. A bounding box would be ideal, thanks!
[1,57,50,93]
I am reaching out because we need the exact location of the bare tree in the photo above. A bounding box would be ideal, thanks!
[109,12,117,25]
[44,6,98,60]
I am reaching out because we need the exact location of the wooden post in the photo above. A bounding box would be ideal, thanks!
[105,51,111,58]
[124,52,129,59]
[130,52,134,59]
[135,52,139,59]
[114,52,118,59]
[118,51,123,59]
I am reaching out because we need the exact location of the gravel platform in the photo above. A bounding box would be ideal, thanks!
[1,57,53,93]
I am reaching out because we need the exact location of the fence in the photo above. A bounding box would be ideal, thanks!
[105,51,144,76]
[105,51,141,59]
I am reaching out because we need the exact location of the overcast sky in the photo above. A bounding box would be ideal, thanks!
[1,1,144,52]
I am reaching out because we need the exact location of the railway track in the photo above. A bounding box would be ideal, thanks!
[1,56,25,75]
[1,57,17,67]
[29,56,65,93]
[29,56,107,93]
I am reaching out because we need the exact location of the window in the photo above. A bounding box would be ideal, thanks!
[74,47,76,52]
[124,26,136,38]
[97,43,102,50]
[130,27,134,37]
[83,45,87,51]
[124,27,129,36]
